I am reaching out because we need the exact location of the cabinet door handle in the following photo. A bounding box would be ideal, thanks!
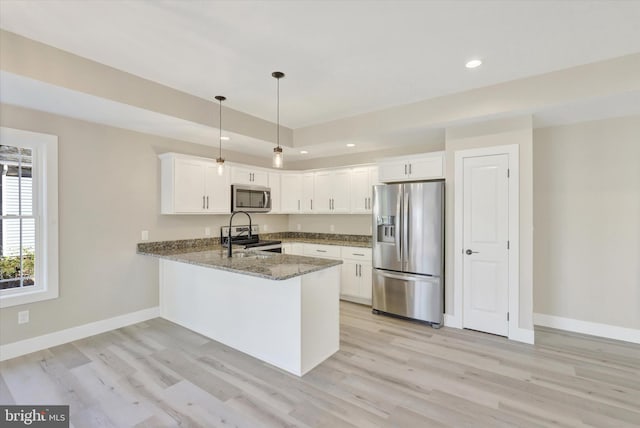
[316,249,327,253]
[206,196,209,209]
[409,164,412,175]
[404,164,407,175]
[202,196,205,209]
[298,200,300,211]
[311,199,313,210]
[353,253,365,256]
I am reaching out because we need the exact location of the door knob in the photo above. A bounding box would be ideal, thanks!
[465,249,479,255]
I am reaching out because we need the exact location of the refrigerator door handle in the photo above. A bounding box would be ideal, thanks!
[377,270,419,282]
[403,192,409,263]
[396,190,402,262]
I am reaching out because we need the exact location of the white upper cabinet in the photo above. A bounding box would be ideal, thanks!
[230,165,269,186]
[313,169,351,213]
[350,166,378,214]
[301,173,315,213]
[161,150,445,215]
[268,172,281,213]
[160,153,230,214]
[378,151,444,183]
[204,163,231,213]
[280,173,303,213]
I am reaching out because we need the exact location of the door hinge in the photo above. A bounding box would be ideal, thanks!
[507,312,510,321]
[507,240,510,250]
[507,168,510,178]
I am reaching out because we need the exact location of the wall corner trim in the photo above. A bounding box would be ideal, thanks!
[509,327,535,344]
[444,314,462,328]
[0,306,161,361]
[534,313,640,345]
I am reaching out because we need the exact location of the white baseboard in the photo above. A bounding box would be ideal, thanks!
[534,313,640,345]
[0,306,161,362]
[509,327,535,344]
[444,314,462,328]
[445,314,534,344]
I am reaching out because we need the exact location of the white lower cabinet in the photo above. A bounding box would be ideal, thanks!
[303,244,341,259]
[340,247,372,304]
[285,242,372,305]
[282,242,304,255]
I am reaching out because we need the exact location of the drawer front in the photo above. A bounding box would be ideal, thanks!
[303,244,341,259]
[341,247,372,261]
[372,270,442,325]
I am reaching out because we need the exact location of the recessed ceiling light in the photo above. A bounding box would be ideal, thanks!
[220,136,230,141]
[465,59,482,69]
[300,150,308,154]
[346,143,356,147]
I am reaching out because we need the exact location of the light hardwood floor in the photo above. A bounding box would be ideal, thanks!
[1,302,639,427]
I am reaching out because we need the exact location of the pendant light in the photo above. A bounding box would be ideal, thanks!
[215,95,226,175]
[272,71,285,168]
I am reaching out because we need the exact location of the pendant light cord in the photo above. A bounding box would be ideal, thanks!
[276,76,280,149]
[219,98,222,158]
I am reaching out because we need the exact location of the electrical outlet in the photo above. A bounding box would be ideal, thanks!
[18,310,29,324]
[141,230,149,241]
[263,224,268,232]
[204,227,211,236]
[296,224,301,231]
[330,224,335,232]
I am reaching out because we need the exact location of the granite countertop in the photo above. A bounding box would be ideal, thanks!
[262,232,372,248]
[137,245,342,281]
[279,238,371,248]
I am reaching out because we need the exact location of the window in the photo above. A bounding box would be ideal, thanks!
[0,128,58,308]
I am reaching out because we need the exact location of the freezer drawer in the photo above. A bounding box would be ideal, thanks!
[372,269,443,325]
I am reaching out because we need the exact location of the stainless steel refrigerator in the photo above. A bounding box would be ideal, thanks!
[372,181,444,327]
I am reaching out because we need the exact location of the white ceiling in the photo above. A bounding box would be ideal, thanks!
[2,0,640,129]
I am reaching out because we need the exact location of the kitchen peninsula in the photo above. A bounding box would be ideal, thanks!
[138,239,342,376]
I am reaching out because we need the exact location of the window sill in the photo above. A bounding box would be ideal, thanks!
[0,287,58,308]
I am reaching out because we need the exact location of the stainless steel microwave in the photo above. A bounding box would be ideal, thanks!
[231,184,272,213]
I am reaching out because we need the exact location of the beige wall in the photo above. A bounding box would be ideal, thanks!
[533,116,640,329]
[0,104,289,345]
[445,116,534,331]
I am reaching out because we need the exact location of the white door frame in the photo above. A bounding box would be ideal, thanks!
[453,144,520,340]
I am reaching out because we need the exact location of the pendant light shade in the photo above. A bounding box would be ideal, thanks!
[272,71,285,168]
[215,95,226,175]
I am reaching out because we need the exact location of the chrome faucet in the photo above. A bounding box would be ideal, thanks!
[227,210,253,258]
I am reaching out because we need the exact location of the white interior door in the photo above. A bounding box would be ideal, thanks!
[462,154,509,336]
